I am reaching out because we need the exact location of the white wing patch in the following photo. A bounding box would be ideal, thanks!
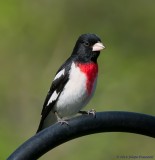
[54,69,65,80]
[47,91,59,106]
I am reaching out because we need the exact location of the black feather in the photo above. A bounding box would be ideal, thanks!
[36,57,73,132]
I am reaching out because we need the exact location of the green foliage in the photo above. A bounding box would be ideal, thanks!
[0,0,155,159]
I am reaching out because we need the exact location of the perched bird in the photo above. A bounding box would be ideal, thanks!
[37,34,105,133]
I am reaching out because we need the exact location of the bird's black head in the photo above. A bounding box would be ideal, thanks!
[72,34,105,63]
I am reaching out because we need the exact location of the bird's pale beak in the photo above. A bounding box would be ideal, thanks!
[92,42,105,51]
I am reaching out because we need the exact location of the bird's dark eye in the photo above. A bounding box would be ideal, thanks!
[84,42,89,46]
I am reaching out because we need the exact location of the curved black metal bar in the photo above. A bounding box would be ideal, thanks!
[7,111,155,160]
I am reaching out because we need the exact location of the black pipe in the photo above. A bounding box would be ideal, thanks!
[7,111,155,160]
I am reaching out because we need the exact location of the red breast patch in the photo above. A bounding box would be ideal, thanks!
[77,63,98,95]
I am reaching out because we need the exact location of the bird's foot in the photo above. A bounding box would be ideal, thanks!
[55,111,69,125]
[79,109,96,118]
[57,119,69,125]
[87,109,96,117]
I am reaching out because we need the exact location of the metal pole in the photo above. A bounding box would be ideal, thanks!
[7,111,155,160]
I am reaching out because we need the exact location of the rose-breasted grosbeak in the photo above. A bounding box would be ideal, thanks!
[37,34,105,133]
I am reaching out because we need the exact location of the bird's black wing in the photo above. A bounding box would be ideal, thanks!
[42,58,73,118]
[37,57,73,133]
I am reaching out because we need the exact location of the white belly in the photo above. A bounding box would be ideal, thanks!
[54,62,97,118]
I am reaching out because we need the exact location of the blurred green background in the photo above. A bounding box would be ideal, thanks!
[1,0,155,159]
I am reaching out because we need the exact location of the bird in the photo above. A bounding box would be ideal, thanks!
[36,33,105,133]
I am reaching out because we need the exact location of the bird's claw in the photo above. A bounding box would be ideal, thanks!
[55,111,69,125]
[87,109,96,118]
[79,109,96,118]
[57,120,69,125]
